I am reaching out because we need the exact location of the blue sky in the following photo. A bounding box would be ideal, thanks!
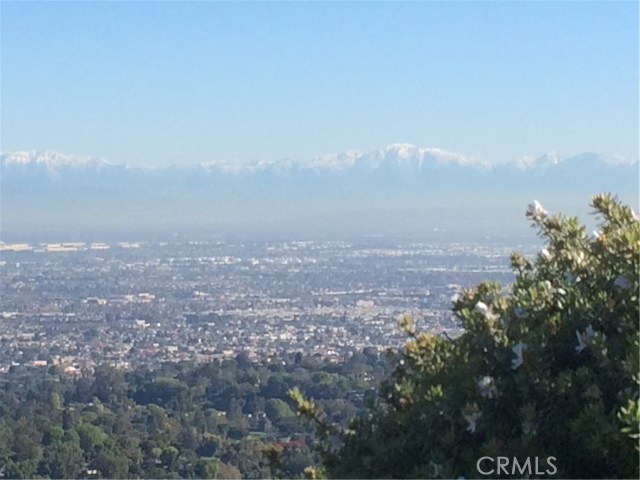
[1,1,638,167]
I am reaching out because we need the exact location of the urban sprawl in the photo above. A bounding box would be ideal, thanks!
[0,239,532,374]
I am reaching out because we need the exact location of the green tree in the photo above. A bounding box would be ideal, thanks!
[293,194,640,479]
[41,441,85,479]
[194,457,218,479]
[93,449,131,478]
[160,445,179,470]
[11,418,43,461]
[0,421,12,466]
[265,398,296,423]
[91,366,126,404]
[51,392,63,410]
[77,423,109,457]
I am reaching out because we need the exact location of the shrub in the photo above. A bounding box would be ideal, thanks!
[291,194,639,479]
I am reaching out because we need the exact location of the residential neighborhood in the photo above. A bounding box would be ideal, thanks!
[0,238,525,373]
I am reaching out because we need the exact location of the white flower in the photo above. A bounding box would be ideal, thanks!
[464,411,482,433]
[613,276,631,290]
[475,301,498,322]
[540,248,552,261]
[527,200,548,219]
[511,342,528,370]
[475,301,489,315]
[575,325,595,353]
[477,376,497,399]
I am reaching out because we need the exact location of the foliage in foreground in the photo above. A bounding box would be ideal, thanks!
[292,194,640,479]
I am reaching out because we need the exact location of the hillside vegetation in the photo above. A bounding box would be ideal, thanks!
[0,353,388,478]
[292,194,640,479]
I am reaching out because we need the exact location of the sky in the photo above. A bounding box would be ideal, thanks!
[1,1,638,167]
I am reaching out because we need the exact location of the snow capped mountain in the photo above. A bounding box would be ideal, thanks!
[1,144,636,240]
[299,144,485,172]
[192,144,481,175]
[509,151,634,172]
[1,145,634,175]
[1,150,110,168]
[1,145,636,200]
[367,144,485,168]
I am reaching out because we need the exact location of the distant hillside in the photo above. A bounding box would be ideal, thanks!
[1,145,637,241]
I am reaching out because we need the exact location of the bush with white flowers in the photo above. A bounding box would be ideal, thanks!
[292,194,639,479]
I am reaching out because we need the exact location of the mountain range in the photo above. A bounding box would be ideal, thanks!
[1,145,637,241]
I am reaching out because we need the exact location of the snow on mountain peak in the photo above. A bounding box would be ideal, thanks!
[1,147,634,177]
[384,143,417,158]
[1,150,110,168]
[508,151,637,171]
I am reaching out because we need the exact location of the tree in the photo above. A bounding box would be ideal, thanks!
[160,445,179,469]
[77,423,110,457]
[216,462,242,479]
[11,420,43,466]
[40,441,84,479]
[91,366,126,404]
[265,398,296,423]
[93,449,131,478]
[194,457,218,479]
[292,194,640,479]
